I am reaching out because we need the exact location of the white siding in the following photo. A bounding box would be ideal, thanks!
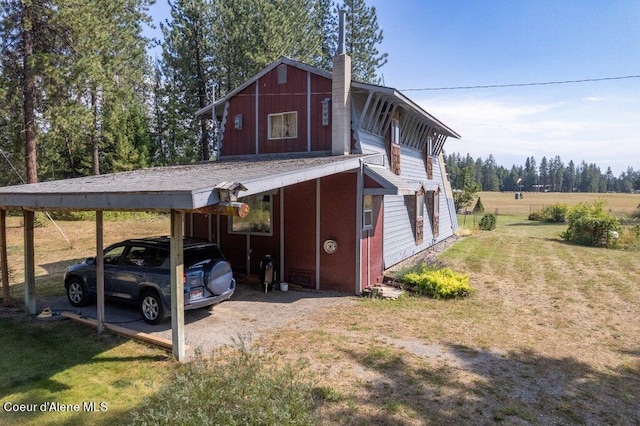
[359,130,389,166]
[357,130,458,268]
[382,146,456,268]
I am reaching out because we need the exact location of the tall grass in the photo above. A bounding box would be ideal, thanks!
[130,339,318,425]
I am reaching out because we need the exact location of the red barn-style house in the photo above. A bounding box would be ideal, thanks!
[0,18,461,360]
[190,53,460,294]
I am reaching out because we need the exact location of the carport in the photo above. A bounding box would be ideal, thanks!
[0,153,377,361]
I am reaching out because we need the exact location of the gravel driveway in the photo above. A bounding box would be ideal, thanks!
[38,282,356,358]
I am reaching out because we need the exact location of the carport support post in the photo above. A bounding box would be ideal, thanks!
[96,211,105,334]
[1,210,10,307]
[23,210,36,314]
[170,210,185,361]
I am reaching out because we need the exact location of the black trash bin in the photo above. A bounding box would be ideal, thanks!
[259,255,277,293]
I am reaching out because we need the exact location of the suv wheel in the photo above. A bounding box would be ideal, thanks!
[139,290,165,325]
[66,278,91,307]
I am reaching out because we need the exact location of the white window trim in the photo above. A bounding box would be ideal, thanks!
[363,195,373,230]
[268,111,298,140]
[229,194,274,236]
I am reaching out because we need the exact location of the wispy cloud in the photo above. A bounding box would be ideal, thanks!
[415,90,640,174]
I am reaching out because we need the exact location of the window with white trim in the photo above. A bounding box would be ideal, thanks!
[363,195,373,230]
[415,190,424,245]
[230,194,272,235]
[268,112,297,139]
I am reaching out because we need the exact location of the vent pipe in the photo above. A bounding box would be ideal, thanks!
[338,10,346,54]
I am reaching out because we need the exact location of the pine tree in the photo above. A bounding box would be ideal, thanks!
[160,0,215,162]
[338,0,388,83]
[0,0,65,183]
[315,0,338,69]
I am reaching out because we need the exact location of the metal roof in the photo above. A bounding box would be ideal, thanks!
[195,57,460,139]
[363,164,415,195]
[0,153,379,212]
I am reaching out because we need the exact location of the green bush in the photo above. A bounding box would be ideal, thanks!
[530,204,568,223]
[130,341,317,425]
[479,213,496,230]
[401,263,472,299]
[528,211,541,221]
[560,200,621,248]
[473,197,485,213]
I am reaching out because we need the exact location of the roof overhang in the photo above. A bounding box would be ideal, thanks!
[0,153,381,212]
[363,164,415,195]
[352,82,461,139]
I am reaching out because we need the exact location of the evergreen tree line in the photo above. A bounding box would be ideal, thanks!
[0,0,386,186]
[445,152,640,193]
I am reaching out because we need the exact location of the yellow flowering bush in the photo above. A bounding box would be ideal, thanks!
[402,264,472,299]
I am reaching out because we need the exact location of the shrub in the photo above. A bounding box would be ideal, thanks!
[560,200,621,247]
[473,197,485,213]
[479,213,496,230]
[130,340,317,425]
[530,204,568,223]
[401,263,472,299]
[616,225,640,249]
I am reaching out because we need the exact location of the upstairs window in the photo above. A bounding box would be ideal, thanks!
[415,190,424,245]
[427,189,440,239]
[268,112,297,139]
[390,118,401,175]
[391,118,400,144]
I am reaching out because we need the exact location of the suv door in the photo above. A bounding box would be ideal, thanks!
[110,244,169,300]
[102,243,127,297]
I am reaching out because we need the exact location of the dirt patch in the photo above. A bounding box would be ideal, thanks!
[32,280,357,359]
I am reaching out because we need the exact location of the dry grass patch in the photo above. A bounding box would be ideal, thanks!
[2,214,169,301]
[260,215,640,424]
[474,191,640,216]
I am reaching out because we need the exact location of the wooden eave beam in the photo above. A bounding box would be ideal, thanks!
[381,104,398,139]
[359,91,374,130]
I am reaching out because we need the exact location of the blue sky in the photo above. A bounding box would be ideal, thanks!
[146,1,640,174]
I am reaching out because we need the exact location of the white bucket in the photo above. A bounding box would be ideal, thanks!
[279,282,289,292]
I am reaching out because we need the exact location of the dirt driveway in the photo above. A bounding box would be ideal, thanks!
[38,282,356,358]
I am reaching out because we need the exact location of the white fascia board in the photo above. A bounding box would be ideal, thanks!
[237,156,366,198]
[363,164,415,196]
[0,191,206,212]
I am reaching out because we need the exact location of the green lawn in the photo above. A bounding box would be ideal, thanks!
[0,317,170,426]
[1,213,639,424]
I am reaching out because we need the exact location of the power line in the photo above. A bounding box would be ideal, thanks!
[400,75,640,92]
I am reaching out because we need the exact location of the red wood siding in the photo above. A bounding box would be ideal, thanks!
[361,195,384,287]
[310,75,332,151]
[283,180,317,287]
[222,84,257,156]
[364,175,385,189]
[260,65,307,153]
[220,64,334,157]
[189,213,211,239]
[320,173,357,293]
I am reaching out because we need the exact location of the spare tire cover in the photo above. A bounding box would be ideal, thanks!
[206,260,233,295]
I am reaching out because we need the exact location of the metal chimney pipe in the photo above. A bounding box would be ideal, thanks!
[338,10,346,55]
[332,10,351,156]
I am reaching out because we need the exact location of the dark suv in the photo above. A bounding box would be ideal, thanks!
[64,237,235,324]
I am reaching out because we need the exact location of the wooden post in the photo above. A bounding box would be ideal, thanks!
[23,210,36,314]
[96,211,105,334]
[1,210,10,307]
[170,210,185,361]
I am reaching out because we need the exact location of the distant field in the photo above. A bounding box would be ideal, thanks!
[472,191,640,216]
